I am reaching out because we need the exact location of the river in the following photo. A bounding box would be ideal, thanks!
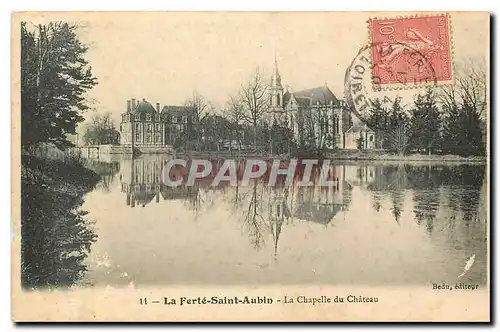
[77,155,487,287]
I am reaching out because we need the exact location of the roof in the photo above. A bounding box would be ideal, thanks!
[295,97,312,107]
[283,91,292,106]
[293,86,339,106]
[133,191,157,206]
[346,122,376,133]
[294,203,342,224]
[160,185,198,200]
[161,105,195,116]
[133,99,157,114]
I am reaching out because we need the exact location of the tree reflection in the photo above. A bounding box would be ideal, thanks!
[386,165,408,224]
[21,155,99,289]
[243,181,266,250]
[116,157,487,264]
[411,166,440,233]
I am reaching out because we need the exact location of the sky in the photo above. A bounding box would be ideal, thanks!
[18,12,490,126]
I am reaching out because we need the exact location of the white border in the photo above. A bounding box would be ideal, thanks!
[3,1,496,331]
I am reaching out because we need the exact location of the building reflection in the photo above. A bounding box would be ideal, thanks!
[120,157,202,208]
[121,158,163,207]
[119,157,383,257]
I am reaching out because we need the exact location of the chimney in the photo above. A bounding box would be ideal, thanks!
[127,100,131,112]
[131,98,136,110]
[156,102,160,113]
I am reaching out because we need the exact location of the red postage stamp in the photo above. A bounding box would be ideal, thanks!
[368,14,452,87]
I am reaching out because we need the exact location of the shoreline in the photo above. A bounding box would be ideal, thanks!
[325,153,487,164]
[175,151,487,164]
[73,146,487,165]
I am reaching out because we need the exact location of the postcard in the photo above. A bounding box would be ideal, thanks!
[12,11,490,322]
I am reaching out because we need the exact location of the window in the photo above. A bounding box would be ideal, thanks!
[183,116,187,124]
[166,115,172,123]
[369,135,373,142]
[172,115,177,123]
[156,123,161,131]
[135,114,140,121]
[135,123,140,132]
[119,125,122,132]
[277,94,281,106]
[146,114,151,121]
[155,133,161,143]
[147,134,152,143]
[147,124,152,132]
[135,132,141,141]
[155,114,160,122]
[276,203,281,218]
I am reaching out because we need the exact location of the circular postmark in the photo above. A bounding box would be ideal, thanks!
[344,41,438,114]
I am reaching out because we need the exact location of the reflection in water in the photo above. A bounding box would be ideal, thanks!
[79,156,486,286]
[21,157,120,289]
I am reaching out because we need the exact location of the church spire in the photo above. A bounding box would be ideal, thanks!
[271,50,282,88]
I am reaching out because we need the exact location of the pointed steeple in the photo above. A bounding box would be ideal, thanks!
[271,50,282,88]
[271,219,283,258]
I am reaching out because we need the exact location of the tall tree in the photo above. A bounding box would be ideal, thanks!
[366,98,390,148]
[225,95,246,150]
[185,91,211,150]
[310,105,334,159]
[388,97,410,154]
[21,22,97,151]
[239,67,270,150]
[409,89,441,154]
[439,58,486,156]
[82,112,120,145]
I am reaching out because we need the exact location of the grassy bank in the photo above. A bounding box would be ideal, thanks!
[326,150,487,163]
[21,153,101,289]
[175,149,487,164]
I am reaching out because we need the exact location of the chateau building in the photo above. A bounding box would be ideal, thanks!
[269,58,376,150]
[120,98,196,147]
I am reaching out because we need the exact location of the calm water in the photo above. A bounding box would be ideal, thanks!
[80,155,488,287]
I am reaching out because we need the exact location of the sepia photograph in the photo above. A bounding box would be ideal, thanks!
[11,11,490,322]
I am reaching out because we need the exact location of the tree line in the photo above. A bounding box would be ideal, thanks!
[21,22,97,152]
[21,22,101,288]
[365,61,486,157]
[177,60,487,158]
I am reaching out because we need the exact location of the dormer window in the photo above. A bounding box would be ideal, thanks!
[146,114,151,121]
